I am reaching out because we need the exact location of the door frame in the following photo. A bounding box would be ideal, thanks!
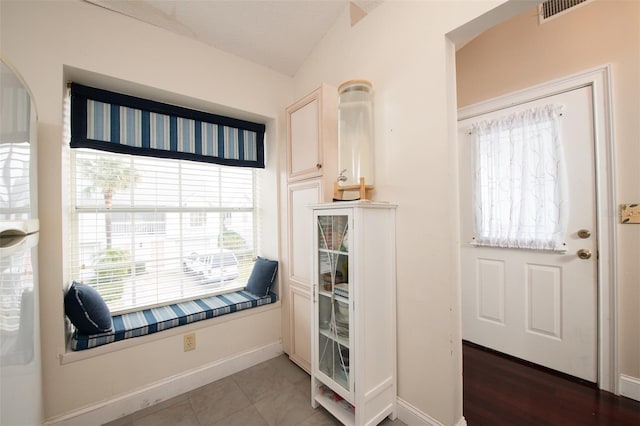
[457,65,618,393]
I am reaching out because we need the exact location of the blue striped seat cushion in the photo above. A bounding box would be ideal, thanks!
[70,290,277,351]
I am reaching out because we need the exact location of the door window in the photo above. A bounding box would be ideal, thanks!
[471,104,567,251]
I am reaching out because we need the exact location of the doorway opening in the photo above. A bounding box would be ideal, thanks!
[456,62,616,407]
[449,2,617,400]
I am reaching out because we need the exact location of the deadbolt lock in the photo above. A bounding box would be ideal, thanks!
[577,229,591,239]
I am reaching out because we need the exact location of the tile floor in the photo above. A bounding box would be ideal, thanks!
[103,354,406,426]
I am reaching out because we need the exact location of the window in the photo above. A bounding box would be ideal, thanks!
[471,104,568,251]
[67,83,266,314]
[189,211,206,228]
[70,148,257,313]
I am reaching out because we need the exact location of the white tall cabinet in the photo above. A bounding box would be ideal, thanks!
[282,84,337,372]
[311,201,397,426]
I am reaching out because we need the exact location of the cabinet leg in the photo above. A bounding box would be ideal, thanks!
[311,377,319,408]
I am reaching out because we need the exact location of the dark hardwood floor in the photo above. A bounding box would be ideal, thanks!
[463,341,640,426]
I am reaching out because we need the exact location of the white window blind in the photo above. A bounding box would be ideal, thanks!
[70,148,257,313]
[471,104,568,251]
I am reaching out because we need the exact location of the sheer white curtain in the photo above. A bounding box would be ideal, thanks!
[471,104,568,251]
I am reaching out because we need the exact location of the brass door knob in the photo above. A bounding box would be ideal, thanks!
[577,249,592,260]
[577,229,591,239]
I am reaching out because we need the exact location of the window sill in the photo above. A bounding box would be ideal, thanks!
[59,299,280,365]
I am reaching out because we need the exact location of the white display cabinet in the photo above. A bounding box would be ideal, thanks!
[311,201,397,426]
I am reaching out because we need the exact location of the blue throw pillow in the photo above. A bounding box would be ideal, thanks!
[64,282,113,334]
[245,257,278,297]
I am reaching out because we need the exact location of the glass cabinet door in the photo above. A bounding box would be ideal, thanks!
[316,214,350,393]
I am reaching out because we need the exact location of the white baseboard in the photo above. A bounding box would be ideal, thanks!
[44,341,283,426]
[619,374,640,402]
[397,397,446,426]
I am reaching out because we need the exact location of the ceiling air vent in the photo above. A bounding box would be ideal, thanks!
[539,0,591,23]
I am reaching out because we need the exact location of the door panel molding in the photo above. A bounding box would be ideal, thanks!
[458,65,617,393]
[525,264,562,340]
[476,258,505,325]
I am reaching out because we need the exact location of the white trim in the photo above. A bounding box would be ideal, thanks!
[456,416,468,426]
[458,65,618,393]
[45,341,283,426]
[396,397,444,426]
[619,374,640,402]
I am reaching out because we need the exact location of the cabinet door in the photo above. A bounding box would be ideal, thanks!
[286,180,320,371]
[285,83,337,196]
[286,89,322,181]
[289,284,312,372]
[288,180,321,286]
[314,211,353,400]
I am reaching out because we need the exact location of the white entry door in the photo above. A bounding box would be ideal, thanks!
[458,86,597,382]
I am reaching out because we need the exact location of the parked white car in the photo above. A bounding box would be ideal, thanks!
[183,251,239,284]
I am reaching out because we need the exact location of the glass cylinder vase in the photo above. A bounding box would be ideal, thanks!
[337,80,374,187]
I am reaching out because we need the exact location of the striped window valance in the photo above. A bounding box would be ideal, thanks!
[70,83,265,168]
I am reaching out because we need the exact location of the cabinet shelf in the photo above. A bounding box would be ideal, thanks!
[318,290,349,304]
[319,326,349,348]
[318,248,349,256]
[314,386,355,426]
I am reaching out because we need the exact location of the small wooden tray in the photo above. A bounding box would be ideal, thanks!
[333,177,374,201]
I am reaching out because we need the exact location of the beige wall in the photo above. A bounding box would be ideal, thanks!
[1,0,289,420]
[292,1,508,424]
[456,0,640,379]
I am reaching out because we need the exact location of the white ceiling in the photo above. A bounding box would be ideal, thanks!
[85,0,382,77]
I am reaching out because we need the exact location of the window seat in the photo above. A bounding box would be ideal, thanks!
[70,290,277,351]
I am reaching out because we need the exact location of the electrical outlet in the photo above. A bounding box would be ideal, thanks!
[183,333,196,351]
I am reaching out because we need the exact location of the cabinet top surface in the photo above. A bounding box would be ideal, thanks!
[310,200,397,210]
